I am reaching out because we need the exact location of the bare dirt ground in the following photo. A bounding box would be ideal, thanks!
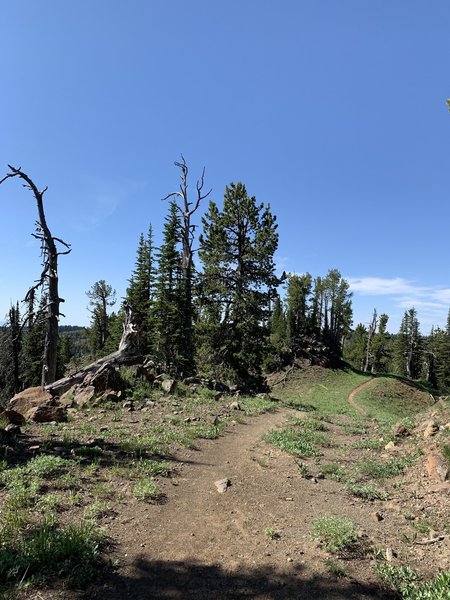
[9,375,450,600]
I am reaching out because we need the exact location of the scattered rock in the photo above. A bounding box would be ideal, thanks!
[26,404,67,423]
[384,441,396,450]
[9,386,53,415]
[385,547,395,562]
[122,401,134,410]
[229,401,241,411]
[145,400,156,408]
[5,423,21,435]
[423,420,439,439]
[373,511,384,522]
[4,409,26,426]
[73,386,96,407]
[426,453,449,483]
[161,379,177,394]
[392,422,410,437]
[214,478,231,493]
[183,376,202,386]
[84,364,125,393]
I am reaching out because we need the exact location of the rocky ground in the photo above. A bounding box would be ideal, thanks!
[0,369,449,599]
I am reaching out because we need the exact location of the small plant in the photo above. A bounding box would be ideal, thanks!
[345,480,389,501]
[264,527,280,540]
[132,478,160,501]
[264,427,319,457]
[441,444,450,465]
[135,459,172,477]
[296,461,310,478]
[311,515,357,553]
[320,463,346,481]
[324,558,348,578]
[358,457,409,479]
[374,564,450,599]
[351,439,385,450]
[294,418,327,431]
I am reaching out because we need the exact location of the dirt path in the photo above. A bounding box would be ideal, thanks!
[347,378,375,415]
[77,406,391,600]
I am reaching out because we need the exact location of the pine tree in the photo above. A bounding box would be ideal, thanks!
[285,273,313,351]
[198,183,279,390]
[152,202,184,374]
[393,308,422,379]
[0,303,23,403]
[126,225,154,353]
[86,280,116,354]
[21,294,47,388]
[371,313,391,373]
[344,324,368,371]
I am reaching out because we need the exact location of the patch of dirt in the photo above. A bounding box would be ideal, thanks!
[6,378,450,599]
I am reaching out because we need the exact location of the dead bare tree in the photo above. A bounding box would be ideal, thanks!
[162,156,211,374]
[0,165,71,385]
[364,308,377,372]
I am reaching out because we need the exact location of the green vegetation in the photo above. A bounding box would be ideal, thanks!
[265,427,319,458]
[375,564,450,600]
[357,457,411,479]
[311,515,357,553]
[264,527,280,540]
[132,478,161,501]
[324,558,348,578]
[345,480,389,501]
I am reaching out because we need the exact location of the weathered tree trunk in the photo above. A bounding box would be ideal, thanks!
[0,166,71,386]
[364,308,377,372]
[46,301,140,396]
[163,156,211,375]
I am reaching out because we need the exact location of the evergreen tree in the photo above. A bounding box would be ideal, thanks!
[21,295,47,388]
[393,308,422,379]
[198,183,279,390]
[0,303,23,403]
[86,280,116,354]
[344,323,368,371]
[371,313,391,373]
[152,202,184,374]
[126,225,154,353]
[285,273,312,352]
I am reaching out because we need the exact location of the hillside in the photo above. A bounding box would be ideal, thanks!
[0,367,449,599]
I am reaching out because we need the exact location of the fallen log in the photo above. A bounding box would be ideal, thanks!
[46,302,142,397]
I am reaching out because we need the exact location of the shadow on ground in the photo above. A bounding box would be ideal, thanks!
[77,556,395,600]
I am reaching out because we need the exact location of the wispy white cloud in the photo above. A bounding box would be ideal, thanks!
[347,277,419,296]
[348,276,450,331]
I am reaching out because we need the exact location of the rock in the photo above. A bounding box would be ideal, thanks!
[122,401,134,410]
[229,401,241,411]
[423,420,439,439]
[426,453,449,482]
[392,422,410,437]
[5,423,21,435]
[373,511,384,522]
[161,379,177,394]
[214,478,231,493]
[145,400,156,408]
[83,364,125,393]
[26,405,67,423]
[59,387,76,407]
[214,392,223,401]
[428,482,450,494]
[9,386,53,415]
[73,386,96,407]
[385,547,395,562]
[384,441,396,450]
[183,376,202,385]
[4,409,26,426]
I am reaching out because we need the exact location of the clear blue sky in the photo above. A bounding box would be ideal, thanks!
[1,1,449,333]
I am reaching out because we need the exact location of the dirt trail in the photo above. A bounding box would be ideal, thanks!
[79,406,391,600]
[347,378,375,415]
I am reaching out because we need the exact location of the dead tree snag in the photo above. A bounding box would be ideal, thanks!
[0,165,71,385]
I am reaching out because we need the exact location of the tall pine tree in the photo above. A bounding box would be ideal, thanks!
[198,183,279,390]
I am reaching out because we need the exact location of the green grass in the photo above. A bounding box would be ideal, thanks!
[345,480,389,501]
[358,457,411,479]
[320,463,347,481]
[276,368,369,416]
[0,518,104,587]
[311,515,357,553]
[324,558,348,578]
[265,427,319,457]
[239,395,277,416]
[351,439,385,450]
[355,378,433,423]
[264,527,280,540]
[132,478,161,501]
[375,564,450,600]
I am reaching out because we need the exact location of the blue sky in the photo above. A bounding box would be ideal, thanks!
[1,1,449,333]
